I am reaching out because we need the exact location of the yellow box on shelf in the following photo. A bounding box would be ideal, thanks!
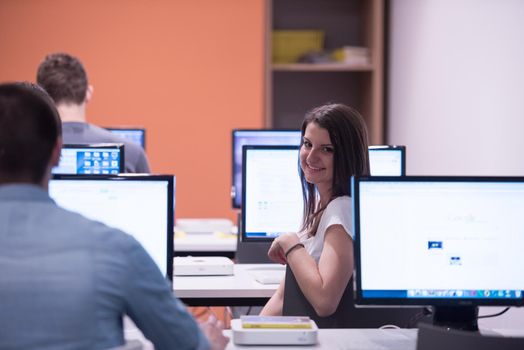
[272,30,324,63]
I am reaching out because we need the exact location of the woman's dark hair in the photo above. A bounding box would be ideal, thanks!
[0,83,62,184]
[299,103,370,235]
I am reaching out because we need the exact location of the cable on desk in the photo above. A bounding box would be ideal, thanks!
[408,307,433,328]
[478,307,510,319]
[379,324,400,329]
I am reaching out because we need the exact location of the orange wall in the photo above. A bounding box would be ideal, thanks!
[0,0,265,221]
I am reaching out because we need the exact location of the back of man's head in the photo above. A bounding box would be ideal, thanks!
[36,52,88,106]
[0,83,62,184]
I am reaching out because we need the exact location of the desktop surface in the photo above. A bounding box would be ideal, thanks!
[173,263,282,306]
[224,328,418,350]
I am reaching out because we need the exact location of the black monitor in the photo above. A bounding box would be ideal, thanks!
[240,144,408,242]
[53,144,124,175]
[231,129,302,209]
[368,145,406,176]
[352,176,524,331]
[106,127,146,150]
[49,174,175,281]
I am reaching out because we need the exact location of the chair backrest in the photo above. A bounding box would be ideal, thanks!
[416,323,524,350]
[283,265,425,328]
[235,239,273,263]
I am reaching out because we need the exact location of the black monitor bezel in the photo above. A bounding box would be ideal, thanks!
[241,144,301,242]
[50,174,175,282]
[59,143,125,174]
[368,145,406,176]
[352,175,524,308]
[231,129,302,209]
[106,127,146,150]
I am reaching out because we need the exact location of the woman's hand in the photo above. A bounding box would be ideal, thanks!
[267,232,300,264]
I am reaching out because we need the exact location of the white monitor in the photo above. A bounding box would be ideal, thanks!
[368,145,406,176]
[241,146,302,241]
[49,175,174,280]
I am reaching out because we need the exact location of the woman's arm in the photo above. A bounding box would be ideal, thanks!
[286,224,354,317]
[260,278,285,316]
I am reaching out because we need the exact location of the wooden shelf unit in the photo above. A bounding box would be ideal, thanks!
[264,0,385,144]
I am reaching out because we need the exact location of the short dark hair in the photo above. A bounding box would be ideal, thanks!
[299,103,370,234]
[0,83,62,184]
[36,52,88,105]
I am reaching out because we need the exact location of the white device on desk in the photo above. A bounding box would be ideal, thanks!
[248,265,286,284]
[231,318,318,345]
[173,256,234,276]
[175,218,234,234]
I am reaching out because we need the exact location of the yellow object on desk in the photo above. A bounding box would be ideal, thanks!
[240,316,312,329]
[174,230,187,239]
[214,231,237,239]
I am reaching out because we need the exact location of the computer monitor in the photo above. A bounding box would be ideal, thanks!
[49,174,174,281]
[368,145,406,176]
[240,144,407,242]
[106,127,146,150]
[53,144,124,175]
[352,176,524,330]
[231,129,302,208]
[241,145,302,241]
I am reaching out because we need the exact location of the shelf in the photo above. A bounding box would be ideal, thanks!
[272,63,373,72]
[265,0,385,144]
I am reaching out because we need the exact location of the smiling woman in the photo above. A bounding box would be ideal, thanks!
[261,103,370,326]
[300,122,335,203]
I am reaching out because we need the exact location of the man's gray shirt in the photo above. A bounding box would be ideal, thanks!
[0,184,208,350]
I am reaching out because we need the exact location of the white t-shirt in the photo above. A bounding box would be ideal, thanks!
[298,196,353,264]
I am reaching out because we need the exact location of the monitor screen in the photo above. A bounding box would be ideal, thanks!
[231,129,302,208]
[106,127,146,149]
[352,176,524,329]
[49,175,174,281]
[368,145,406,176]
[53,144,124,175]
[240,144,407,242]
[242,145,303,241]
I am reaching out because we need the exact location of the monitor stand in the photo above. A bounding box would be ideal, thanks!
[432,305,479,331]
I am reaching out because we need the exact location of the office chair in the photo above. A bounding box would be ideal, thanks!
[416,322,524,350]
[283,265,426,328]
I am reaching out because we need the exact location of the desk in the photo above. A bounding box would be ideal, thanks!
[224,328,418,350]
[174,233,237,258]
[173,264,281,306]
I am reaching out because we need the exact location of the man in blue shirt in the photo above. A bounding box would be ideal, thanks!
[0,83,228,349]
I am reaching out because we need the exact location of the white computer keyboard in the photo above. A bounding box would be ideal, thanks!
[250,269,286,284]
